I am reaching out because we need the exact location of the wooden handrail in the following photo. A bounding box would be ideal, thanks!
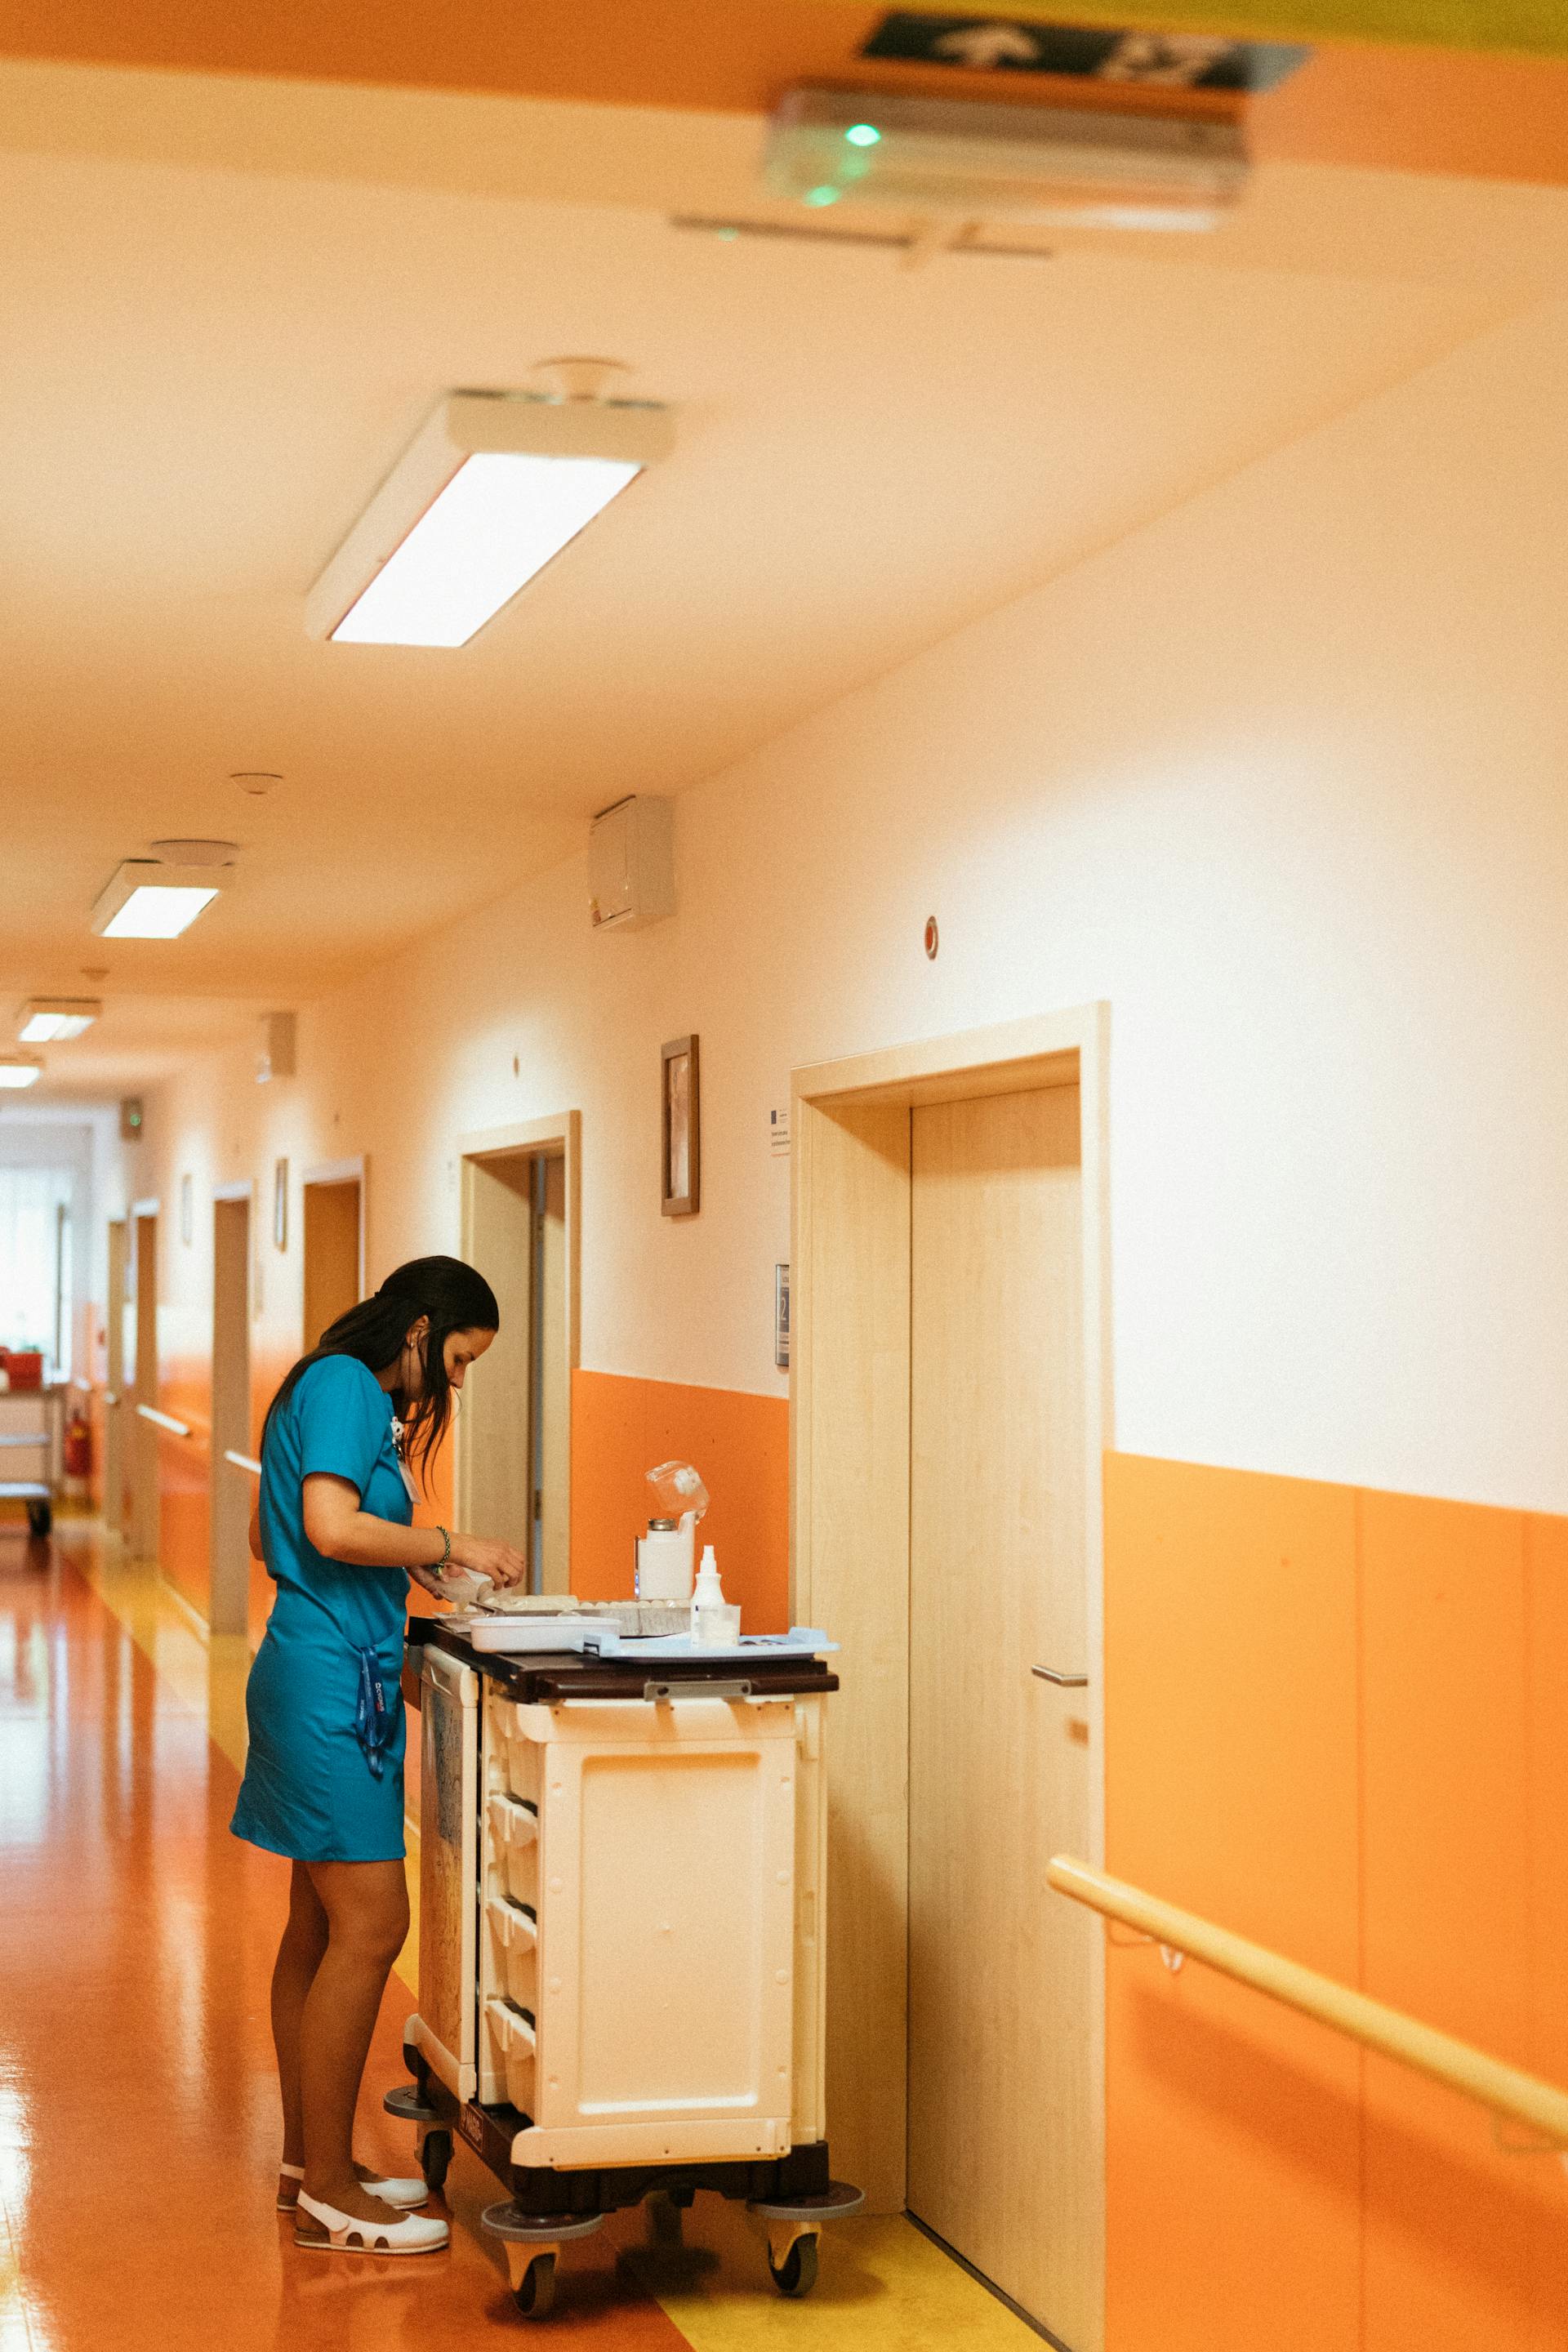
[223,1450,263,1477]
[1048,1855,1568,2149]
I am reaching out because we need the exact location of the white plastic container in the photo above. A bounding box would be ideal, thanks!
[635,1519,694,1602]
[487,1895,539,2013]
[690,1545,741,1647]
[487,1792,539,1911]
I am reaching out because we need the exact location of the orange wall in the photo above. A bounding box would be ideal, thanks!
[570,1368,790,1632]
[1103,1453,1568,2350]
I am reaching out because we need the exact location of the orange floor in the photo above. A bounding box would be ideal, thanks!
[0,1517,1037,2352]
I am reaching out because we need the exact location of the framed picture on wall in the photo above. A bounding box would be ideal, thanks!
[661,1036,700,1218]
[273,1157,288,1251]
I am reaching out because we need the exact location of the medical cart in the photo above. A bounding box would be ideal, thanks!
[385,1615,862,2320]
[0,1382,63,1537]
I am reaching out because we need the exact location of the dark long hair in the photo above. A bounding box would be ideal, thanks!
[263,1254,499,1490]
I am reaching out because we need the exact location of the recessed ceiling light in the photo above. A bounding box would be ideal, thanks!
[90,856,232,940]
[306,390,675,650]
[0,1056,43,1089]
[17,998,100,1043]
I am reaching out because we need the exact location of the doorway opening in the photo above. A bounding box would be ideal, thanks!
[791,1009,1111,2352]
[301,1160,364,1346]
[457,1116,579,1596]
[210,1185,253,1636]
[128,1203,160,1561]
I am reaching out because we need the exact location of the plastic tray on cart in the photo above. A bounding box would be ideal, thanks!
[444,1613,837,1662]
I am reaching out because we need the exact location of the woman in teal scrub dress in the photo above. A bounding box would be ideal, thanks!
[232,1255,528,2253]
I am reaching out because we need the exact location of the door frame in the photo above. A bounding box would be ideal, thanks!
[301,1155,367,1310]
[790,1004,1112,2269]
[454,1115,581,1567]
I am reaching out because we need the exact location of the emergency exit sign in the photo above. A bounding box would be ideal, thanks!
[860,14,1310,90]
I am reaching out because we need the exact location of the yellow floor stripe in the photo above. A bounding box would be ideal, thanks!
[651,2198,1041,2351]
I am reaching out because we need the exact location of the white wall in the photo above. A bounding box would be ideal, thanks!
[136,295,1568,1512]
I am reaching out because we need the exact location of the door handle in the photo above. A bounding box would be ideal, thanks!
[1031,1665,1089,1687]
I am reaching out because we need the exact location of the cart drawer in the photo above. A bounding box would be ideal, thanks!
[485,1997,537,2118]
[488,1697,543,1805]
[486,1895,539,2015]
[486,1792,539,1912]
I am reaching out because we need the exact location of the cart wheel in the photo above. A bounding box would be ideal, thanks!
[513,2252,556,2319]
[421,2128,452,2196]
[768,2235,818,2298]
[26,1500,51,1539]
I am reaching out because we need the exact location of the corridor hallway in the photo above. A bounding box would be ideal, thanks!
[0,1517,1031,2352]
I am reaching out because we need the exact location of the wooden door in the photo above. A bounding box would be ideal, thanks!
[907,1082,1098,2348]
[460,1155,534,1561]
[536,1153,569,1595]
[131,1214,158,1560]
[105,1219,126,1534]
[302,1179,361,1346]
[210,1196,252,1634]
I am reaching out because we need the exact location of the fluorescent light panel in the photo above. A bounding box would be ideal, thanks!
[308,392,675,650]
[17,998,100,1044]
[90,862,227,940]
[0,1058,43,1089]
[333,452,640,648]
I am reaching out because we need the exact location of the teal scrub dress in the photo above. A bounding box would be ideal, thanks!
[230,1355,412,1864]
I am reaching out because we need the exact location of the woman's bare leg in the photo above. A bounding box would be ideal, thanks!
[296,1858,411,2225]
[273,1861,330,2178]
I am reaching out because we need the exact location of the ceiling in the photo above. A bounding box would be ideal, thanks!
[2,56,1568,1106]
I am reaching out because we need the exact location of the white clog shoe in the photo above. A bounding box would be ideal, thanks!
[295,2189,449,2255]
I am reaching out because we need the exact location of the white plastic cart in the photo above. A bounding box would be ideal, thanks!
[0,1384,63,1538]
[385,1618,862,2319]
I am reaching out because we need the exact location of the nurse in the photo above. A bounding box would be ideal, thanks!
[231,1254,528,2255]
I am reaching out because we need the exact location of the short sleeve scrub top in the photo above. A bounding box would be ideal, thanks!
[230,1356,412,1864]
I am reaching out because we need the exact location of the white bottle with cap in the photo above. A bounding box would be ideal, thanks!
[690,1544,729,1647]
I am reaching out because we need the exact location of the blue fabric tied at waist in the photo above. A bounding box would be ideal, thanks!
[354,1647,394,1779]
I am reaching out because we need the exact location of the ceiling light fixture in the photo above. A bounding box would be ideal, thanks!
[90,844,236,941]
[306,387,675,650]
[17,998,100,1043]
[0,1056,43,1089]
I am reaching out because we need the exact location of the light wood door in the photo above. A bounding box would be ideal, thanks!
[210,1196,252,1635]
[537,1153,569,1595]
[301,1179,361,1346]
[907,1082,1098,2348]
[105,1219,127,1535]
[460,1155,534,1559]
[131,1214,159,1560]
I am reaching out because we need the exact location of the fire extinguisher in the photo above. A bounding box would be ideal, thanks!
[63,1408,91,1481]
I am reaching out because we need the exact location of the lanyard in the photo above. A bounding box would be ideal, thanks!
[354,1645,393,1779]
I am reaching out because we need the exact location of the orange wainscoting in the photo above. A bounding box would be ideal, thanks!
[570,1368,790,1632]
[1102,1453,1568,2352]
